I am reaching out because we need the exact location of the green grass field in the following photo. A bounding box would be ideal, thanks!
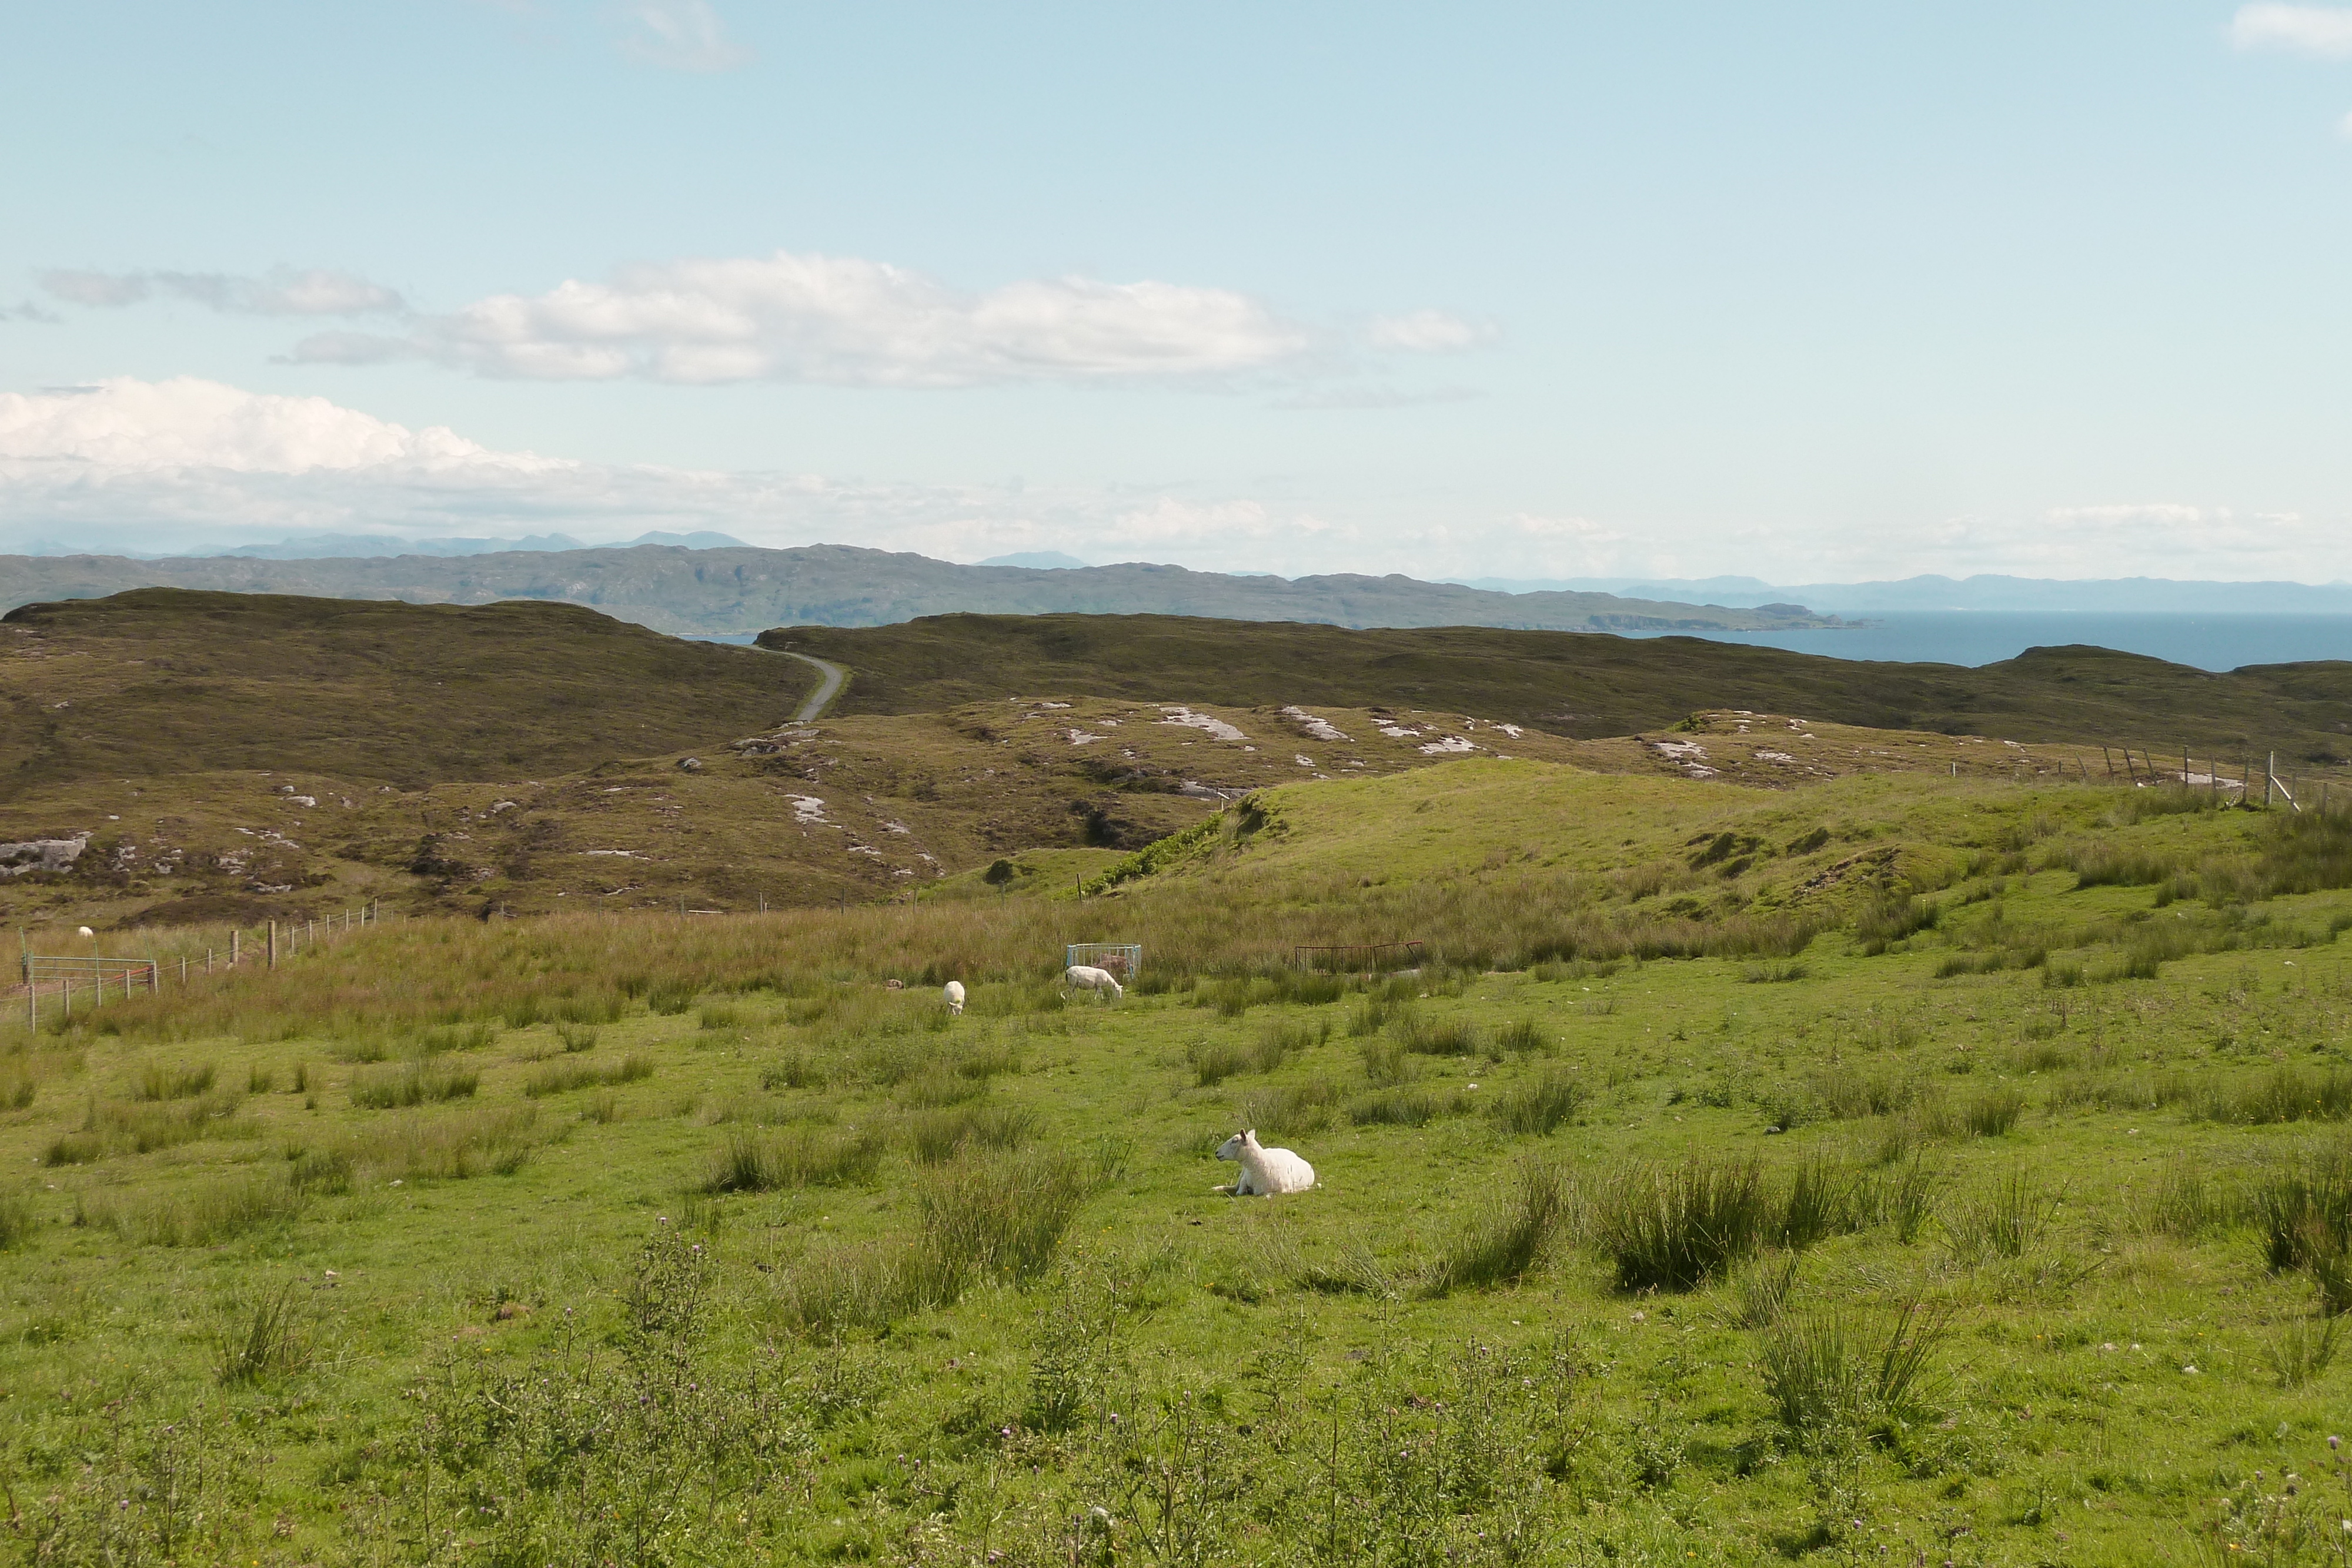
[8,761,2352,1563]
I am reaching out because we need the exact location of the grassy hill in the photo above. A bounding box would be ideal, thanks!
[5,761,2352,1560]
[0,542,1838,637]
[765,611,2352,763]
[0,587,817,795]
[4,587,2335,935]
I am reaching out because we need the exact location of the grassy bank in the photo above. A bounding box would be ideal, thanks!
[5,767,2352,1562]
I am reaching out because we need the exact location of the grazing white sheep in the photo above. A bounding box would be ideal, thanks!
[944,980,966,1015]
[1214,1129,1316,1196]
[77,926,95,938]
[1062,964,1124,1002]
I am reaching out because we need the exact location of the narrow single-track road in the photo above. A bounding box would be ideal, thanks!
[765,648,848,721]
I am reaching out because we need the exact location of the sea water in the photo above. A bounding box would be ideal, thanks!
[1626,612,2352,672]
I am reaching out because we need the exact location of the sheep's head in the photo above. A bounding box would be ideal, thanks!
[1214,1133,1246,1162]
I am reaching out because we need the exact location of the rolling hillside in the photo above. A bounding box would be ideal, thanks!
[764,611,2352,762]
[0,542,1837,636]
[0,588,817,794]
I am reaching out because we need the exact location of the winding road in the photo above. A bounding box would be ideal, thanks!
[765,648,848,721]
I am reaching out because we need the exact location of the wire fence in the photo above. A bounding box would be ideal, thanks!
[14,902,386,1031]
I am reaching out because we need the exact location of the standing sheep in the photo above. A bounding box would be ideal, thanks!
[944,980,966,1015]
[1062,964,1123,1002]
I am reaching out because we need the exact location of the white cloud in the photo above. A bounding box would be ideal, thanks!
[0,377,549,473]
[0,376,1339,567]
[41,267,406,316]
[1365,310,1494,352]
[2230,4,2352,56]
[2044,502,2210,528]
[291,250,1318,387]
[617,1,752,72]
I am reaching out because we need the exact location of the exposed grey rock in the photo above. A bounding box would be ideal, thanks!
[0,835,88,877]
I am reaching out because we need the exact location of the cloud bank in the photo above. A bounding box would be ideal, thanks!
[2230,4,2352,56]
[41,249,1486,390]
[617,0,753,72]
[41,268,405,316]
[288,252,1321,386]
[6,379,2343,583]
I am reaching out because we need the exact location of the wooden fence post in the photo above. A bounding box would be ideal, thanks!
[268,921,277,969]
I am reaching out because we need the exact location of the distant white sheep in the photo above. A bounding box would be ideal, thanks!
[1061,964,1123,1002]
[944,980,966,1015]
[1214,1129,1315,1196]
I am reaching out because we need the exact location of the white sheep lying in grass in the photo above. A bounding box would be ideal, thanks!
[944,980,966,1015]
[1214,1129,1315,1196]
[1062,964,1123,1002]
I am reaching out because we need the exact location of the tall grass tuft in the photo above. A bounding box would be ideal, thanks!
[212,1281,310,1385]
[1189,1040,1250,1088]
[1422,1158,1568,1296]
[349,1061,479,1109]
[1779,1156,1860,1251]
[1728,1252,1799,1329]
[904,1103,1037,1165]
[555,1021,600,1053]
[523,1054,653,1097]
[1960,1085,2028,1137]
[2256,1140,2352,1313]
[701,1126,887,1192]
[911,1148,1098,1295]
[78,1172,304,1246]
[2194,1068,2352,1125]
[1486,1069,1586,1135]
[351,1106,539,1182]
[1759,1297,1955,1436]
[1491,1018,1550,1054]
[0,1192,35,1250]
[1945,1169,2053,1261]
[132,1061,216,1101]
[1598,1158,1773,1292]
[2268,1316,2341,1389]
[760,1049,828,1091]
[1389,1009,1481,1057]
[1347,1084,1472,1127]
[1886,1155,1942,1245]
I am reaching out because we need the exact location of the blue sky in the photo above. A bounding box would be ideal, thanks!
[5,1,2352,581]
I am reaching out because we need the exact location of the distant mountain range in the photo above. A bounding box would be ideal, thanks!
[0,544,1838,638]
[1453,574,2352,615]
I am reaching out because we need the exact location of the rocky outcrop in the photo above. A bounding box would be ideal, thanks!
[0,835,87,877]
